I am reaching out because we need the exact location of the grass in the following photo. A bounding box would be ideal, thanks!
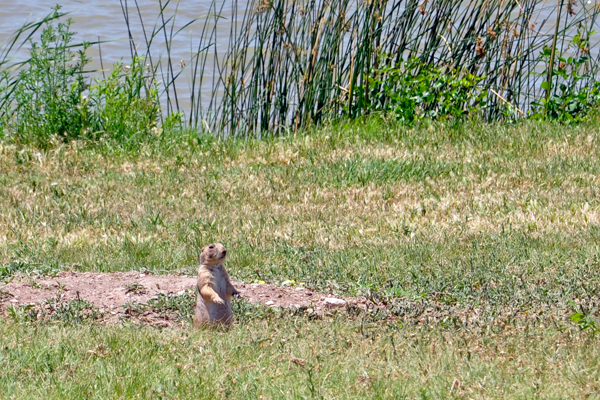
[2,116,600,397]
[1,311,600,398]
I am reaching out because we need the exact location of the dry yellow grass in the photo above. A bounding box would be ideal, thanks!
[1,120,599,255]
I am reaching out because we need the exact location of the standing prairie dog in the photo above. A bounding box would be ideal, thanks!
[193,242,238,327]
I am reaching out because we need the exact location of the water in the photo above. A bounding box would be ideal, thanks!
[0,0,225,67]
[2,1,589,62]
[1,1,229,84]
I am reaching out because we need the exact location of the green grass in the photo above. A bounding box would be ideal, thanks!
[2,117,600,397]
[1,312,600,398]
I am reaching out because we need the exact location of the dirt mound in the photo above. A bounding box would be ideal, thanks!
[0,271,369,325]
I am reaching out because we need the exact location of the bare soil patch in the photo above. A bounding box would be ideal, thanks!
[0,271,368,325]
[3,272,571,329]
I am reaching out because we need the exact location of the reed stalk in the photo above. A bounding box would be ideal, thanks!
[546,0,565,102]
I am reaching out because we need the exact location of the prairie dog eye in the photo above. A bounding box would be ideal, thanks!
[209,245,214,249]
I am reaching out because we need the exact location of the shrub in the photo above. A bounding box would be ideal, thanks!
[6,13,90,147]
[0,8,161,149]
[87,58,160,145]
[350,56,486,123]
[531,30,600,124]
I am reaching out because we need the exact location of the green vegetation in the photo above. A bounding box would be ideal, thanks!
[8,17,90,144]
[2,313,600,398]
[122,0,600,134]
[352,56,487,122]
[2,1,600,141]
[2,117,600,397]
[0,9,161,149]
[121,291,197,324]
[532,31,600,124]
[1,2,600,398]
[2,117,600,300]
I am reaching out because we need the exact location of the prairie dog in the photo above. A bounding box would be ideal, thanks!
[193,242,238,327]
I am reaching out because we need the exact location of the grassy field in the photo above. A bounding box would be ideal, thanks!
[2,116,600,398]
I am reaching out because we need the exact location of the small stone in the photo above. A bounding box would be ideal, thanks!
[295,287,304,291]
[281,280,295,287]
[177,290,186,296]
[265,301,275,306]
[10,299,19,303]
[140,274,146,277]
[324,298,346,307]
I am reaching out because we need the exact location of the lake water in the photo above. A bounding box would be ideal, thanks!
[1,0,580,62]
[1,0,230,73]
[1,0,239,116]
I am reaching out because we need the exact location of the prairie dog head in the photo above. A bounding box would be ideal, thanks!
[200,242,227,266]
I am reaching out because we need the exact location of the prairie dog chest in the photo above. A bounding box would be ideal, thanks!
[199,265,228,294]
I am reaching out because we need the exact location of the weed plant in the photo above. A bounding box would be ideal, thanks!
[124,291,197,323]
[123,281,147,295]
[6,16,90,146]
[0,8,161,149]
[532,28,600,123]
[87,57,161,144]
[351,56,487,122]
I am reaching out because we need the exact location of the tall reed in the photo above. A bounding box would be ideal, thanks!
[146,0,599,136]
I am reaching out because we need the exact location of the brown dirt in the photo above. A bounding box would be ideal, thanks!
[0,271,369,325]
[0,272,577,330]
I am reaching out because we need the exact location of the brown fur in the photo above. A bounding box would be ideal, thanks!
[193,243,238,327]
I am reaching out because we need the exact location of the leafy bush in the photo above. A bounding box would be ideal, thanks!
[5,13,90,147]
[350,57,486,123]
[0,8,161,149]
[87,58,160,144]
[531,29,600,123]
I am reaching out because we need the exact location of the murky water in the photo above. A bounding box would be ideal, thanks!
[1,1,228,73]
[1,1,578,63]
